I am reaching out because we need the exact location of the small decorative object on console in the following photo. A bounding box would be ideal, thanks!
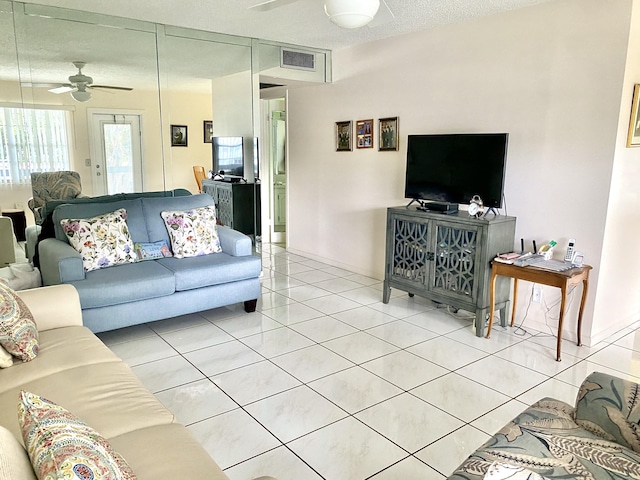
[468,195,484,217]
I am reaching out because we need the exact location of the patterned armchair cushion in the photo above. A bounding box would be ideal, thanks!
[574,371,640,453]
[449,397,640,480]
[29,171,82,223]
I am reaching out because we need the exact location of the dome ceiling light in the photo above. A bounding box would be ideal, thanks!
[324,0,381,29]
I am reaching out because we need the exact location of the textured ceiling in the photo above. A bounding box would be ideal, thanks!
[19,0,556,51]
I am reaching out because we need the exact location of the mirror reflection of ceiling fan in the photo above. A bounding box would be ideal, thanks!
[248,0,394,29]
[22,61,133,103]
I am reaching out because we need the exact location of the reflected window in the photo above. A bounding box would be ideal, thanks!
[0,107,71,184]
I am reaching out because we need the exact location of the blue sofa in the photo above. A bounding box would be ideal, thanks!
[38,194,261,333]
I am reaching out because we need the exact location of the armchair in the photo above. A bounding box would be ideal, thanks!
[28,171,83,224]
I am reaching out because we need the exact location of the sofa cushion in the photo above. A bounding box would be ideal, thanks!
[0,344,12,368]
[19,390,137,480]
[108,424,228,480]
[161,206,222,258]
[0,326,120,395]
[60,208,137,272]
[0,283,39,362]
[53,199,148,244]
[0,362,175,443]
[0,425,36,480]
[157,253,262,291]
[70,261,176,309]
[574,371,640,453]
[140,194,215,246]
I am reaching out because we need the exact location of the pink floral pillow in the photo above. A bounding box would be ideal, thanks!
[0,282,38,362]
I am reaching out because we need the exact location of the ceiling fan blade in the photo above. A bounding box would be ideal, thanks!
[21,82,66,89]
[368,0,394,27]
[49,86,74,94]
[248,0,298,12]
[89,85,133,91]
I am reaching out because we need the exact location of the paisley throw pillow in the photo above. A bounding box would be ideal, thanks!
[0,282,38,362]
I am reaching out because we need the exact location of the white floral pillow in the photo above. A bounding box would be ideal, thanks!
[161,206,222,258]
[60,208,137,272]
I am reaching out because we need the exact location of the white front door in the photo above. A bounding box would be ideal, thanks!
[89,112,143,195]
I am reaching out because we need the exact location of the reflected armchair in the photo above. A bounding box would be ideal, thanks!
[28,171,83,224]
[193,165,206,193]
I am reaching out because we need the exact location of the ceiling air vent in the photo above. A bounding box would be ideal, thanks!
[280,48,316,71]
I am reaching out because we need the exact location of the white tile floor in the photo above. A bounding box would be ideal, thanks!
[97,244,640,480]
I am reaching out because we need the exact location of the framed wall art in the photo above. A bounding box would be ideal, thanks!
[203,120,213,143]
[379,117,399,151]
[336,121,352,151]
[356,119,373,149]
[171,125,188,147]
[627,84,640,147]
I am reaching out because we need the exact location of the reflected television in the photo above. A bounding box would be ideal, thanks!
[212,136,244,178]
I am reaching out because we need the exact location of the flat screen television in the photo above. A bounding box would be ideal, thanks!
[212,136,244,178]
[405,133,508,209]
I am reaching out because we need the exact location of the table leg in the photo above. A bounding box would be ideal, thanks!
[577,274,589,347]
[556,284,567,362]
[510,278,519,327]
[485,268,498,339]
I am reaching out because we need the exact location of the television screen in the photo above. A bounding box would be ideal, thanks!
[213,136,244,177]
[405,133,508,208]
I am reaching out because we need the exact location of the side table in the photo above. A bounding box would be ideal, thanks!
[1,208,26,242]
[486,261,592,361]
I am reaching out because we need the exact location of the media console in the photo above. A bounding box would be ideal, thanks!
[383,206,516,336]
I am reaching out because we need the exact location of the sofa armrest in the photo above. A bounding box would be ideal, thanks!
[38,238,85,285]
[17,284,83,331]
[574,371,640,453]
[217,226,252,256]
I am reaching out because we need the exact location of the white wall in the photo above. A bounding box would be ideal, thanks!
[592,0,640,343]
[286,0,634,345]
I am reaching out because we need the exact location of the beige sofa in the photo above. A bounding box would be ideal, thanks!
[0,284,229,479]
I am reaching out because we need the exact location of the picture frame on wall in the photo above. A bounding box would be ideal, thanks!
[171,125,188,147]
[336,121,352,151]
[627,84,640,147]
[203,120,213,143]
[379,117,399,151]
[356,119,373,149]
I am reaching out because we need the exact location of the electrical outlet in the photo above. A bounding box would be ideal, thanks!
[85,158,91,167]
[532,285,542,303]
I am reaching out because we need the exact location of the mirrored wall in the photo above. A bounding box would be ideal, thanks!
[1,0,329,227]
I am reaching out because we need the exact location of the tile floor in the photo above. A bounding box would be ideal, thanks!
[97,244,640,480]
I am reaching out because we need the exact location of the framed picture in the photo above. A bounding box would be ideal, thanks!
[356,119,373,149]
[627,84,640,147]
[379,117,399,151]
[336,121,352,151]
[203,120,213,143]
[171,125,188,147]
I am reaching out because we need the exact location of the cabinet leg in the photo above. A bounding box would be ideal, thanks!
[474,308,486,337]
[383,281,391,304]
[499,304,508,328]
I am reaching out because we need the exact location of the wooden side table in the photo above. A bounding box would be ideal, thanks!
[486,261,592,361]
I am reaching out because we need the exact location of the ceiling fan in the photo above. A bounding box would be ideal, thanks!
[248,0,394,29]
[23,61,133,103]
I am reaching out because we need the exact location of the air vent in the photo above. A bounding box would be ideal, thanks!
[280,48,316,71]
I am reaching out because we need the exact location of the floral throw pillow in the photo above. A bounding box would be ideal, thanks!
[60,208,137,272]
[161,206,222,258]
[18,391,137,480]
[0,282,38,362]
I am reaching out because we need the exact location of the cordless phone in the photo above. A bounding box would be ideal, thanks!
[564,238,575,262]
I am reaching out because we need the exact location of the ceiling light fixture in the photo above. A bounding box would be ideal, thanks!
[324,0,380,29]
[70,86,91,103]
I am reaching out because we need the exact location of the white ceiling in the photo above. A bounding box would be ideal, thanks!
[19,0,556,51]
